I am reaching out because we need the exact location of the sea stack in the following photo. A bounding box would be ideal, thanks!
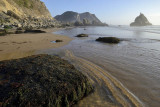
[130,13,152,26]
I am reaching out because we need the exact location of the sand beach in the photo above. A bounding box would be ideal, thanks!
[0,28,72,61]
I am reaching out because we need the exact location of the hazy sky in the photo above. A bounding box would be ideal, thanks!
[41,0,160,25]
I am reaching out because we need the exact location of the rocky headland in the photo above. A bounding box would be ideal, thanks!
[55,11,108,26]
[130,13,152,26]
[0,0,61,30]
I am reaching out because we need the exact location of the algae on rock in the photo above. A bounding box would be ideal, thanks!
[0,54,93,107]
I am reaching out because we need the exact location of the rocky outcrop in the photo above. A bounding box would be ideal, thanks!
[0,0,52,19]
[55,11,108,26]
[0,54,93,107]
[0,0,61,29]
[130,13,152,26]
[55,11,81,23]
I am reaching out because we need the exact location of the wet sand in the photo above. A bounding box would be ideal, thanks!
[0,28,72,61]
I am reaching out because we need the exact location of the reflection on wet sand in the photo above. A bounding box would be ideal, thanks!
[64,50,143,107]
[0,50,35,61]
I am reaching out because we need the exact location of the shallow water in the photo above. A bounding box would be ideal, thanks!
[42,26,160,107]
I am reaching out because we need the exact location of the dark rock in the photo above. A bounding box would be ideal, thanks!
[130,13,152,26]
[76,34,88,37]
[24,29,46,33]
[4,25,12,29]
[0,54,93,107]
[56,40,63,42]
[96,37,120,44]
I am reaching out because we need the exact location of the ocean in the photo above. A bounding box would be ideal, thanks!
[42,26,160,107]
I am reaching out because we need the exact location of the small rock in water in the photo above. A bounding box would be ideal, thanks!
[96,37,120,44]
[76,34,88,37]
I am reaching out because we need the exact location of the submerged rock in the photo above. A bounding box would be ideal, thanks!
[130,13,152,26]
[0,54,93,107]
[76,34,88,37]
[96,37,120,44]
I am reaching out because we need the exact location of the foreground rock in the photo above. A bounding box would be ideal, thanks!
[0,54,93,107]
[96,37,120,44]
[76,34,88,37]
[130,13,152,26]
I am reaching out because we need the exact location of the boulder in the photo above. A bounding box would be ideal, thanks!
[0,54,93,107]
[76,34,88,37]
[55,40,63,42]
[96,37,120,44]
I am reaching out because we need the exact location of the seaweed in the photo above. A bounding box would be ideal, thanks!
[0,54,93,107]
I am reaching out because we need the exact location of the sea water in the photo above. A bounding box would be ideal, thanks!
[43,26,160,107]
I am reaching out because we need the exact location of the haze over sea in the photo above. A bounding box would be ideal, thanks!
[40,25,160,107]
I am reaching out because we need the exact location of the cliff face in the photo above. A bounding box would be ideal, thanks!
[0,0,62,28]
[55,11,102,23]
[130,13,152,26]
[0,0,52,19]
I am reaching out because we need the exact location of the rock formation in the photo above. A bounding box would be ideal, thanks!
[55,11,107,26]
[0,0,61,28]
[55,11,81,23]
[130,13,152,26]
[0,54,93,107]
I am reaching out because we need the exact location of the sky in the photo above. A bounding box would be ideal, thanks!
[41,0,160,25]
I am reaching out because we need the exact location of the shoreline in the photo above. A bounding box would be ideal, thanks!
[0,28,73,61]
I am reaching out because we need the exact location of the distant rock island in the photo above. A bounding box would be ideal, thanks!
[55,11,108,26]
[130,13,152,26]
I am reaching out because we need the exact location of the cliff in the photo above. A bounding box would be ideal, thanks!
[130,13,152,26]
[0,0,52,19]
[55,11,102,24]
[0,0,61,28]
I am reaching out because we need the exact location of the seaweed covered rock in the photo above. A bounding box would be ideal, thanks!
[76,34,88,37]
[96,37,120,44]
[0,55,93,107]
